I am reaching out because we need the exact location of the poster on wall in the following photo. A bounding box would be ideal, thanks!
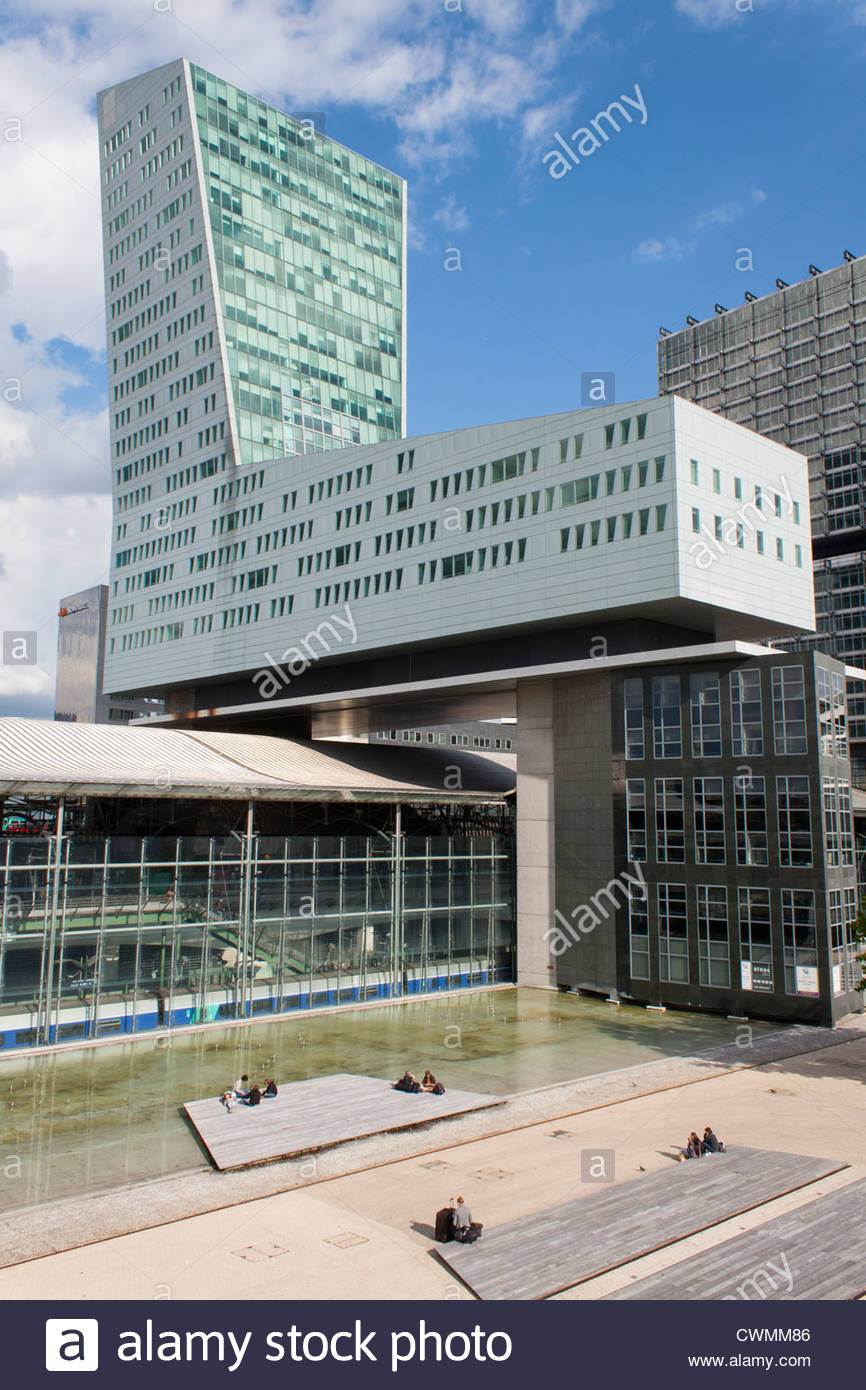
[796,965,820,995]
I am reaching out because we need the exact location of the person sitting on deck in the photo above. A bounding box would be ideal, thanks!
[420,1070,445,1095]
[394,1070,420,1093]
[701,1126,724,1154]
[220,1090,236,1112]
[263,1079,278,1098]
[233,1074,250,1099]
[246,1085,262,1106]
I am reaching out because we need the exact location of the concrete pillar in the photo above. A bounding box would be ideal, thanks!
[515,679,557,989]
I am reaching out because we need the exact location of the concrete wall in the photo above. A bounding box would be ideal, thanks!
[515,672,617,997]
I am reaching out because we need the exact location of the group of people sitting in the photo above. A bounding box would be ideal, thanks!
[394,1069,445,1095]
[679,1125,725,1160]
[220,1074,279,1111]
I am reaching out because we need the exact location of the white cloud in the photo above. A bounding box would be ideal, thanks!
[0,492,111,707]
[633,185,769,263]
[674,0,760,25]
[633,235,690,263]
[431,193,470,232]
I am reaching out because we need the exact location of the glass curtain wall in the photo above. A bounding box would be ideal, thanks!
[0,823,514,1049]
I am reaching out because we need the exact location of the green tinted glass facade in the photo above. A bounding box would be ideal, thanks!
[190,64,405,464]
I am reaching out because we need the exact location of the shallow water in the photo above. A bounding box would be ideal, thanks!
[0,988,780,1211]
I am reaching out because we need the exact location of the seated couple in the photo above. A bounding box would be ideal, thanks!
[679,1126,725,1160]
[394,1069,445,1095]
[221,1075,278,1110]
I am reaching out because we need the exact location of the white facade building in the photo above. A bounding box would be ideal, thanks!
[104,395,815,706]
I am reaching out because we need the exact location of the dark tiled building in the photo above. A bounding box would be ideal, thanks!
[533,647,861,1026]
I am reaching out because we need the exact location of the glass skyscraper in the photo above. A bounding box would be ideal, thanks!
[98,58,405,696]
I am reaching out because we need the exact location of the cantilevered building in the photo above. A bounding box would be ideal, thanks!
[98,59,405,701]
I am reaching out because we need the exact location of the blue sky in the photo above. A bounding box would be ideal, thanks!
[2,0,866,713]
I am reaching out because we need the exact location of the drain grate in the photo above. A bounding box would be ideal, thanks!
[468,1167,512,1181]
[325,1231,370,1248]
[231,1242,289,1263]
[419,1159,451,1170]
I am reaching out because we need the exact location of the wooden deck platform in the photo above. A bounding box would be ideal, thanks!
[184,1073,504,1171]
[436,1148,847,1300]
[606,1176,866,1300]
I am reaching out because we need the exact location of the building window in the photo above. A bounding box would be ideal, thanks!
[776,537,784,561]
[655,778,685,862]
[657,883,689,983]
[730,668,763,756]
[739,887,773,992]
[636,413,647,440]
[823,776,840,867]
[712,468,721,494]
[624,678,644,759]
[755,485,763,511]
[694,777,725,864]
[839,781,855,866]
[772,665,807,754]
[734,774,768,865]
[690,459,699,485]
[690,672,722,757]
[626,779,647,861]
[691,507,701,533]
[776,775,812,867]
[782,889,818,996]
[652,675,682,758]
[817,666,847,758]
[697,885,729,988]
[734,477,743,500]
[629,892,650,980]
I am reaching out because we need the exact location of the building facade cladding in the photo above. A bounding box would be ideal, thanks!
[102,394,815,698]
[54,586,157,724]
[591,650,859,1026]
[98,58,405,689]
[657,257,866,749]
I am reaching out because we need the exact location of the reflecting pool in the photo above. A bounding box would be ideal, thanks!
[0,988,781,1211]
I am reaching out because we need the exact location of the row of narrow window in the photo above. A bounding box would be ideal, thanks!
[314,571,403,607]
[561,506,667,550]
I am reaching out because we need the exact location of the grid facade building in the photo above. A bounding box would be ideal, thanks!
[102,395,815,709]
[98,59,405,696]
[612,650,859,1024]
[521,649,861,1027]
[657,257,866,767]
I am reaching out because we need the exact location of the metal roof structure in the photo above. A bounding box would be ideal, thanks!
[0,719,514,804]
